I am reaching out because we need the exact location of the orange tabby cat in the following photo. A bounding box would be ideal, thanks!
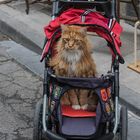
[49,25,97,110]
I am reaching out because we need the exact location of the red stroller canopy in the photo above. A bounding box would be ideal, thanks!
[41,8,124,63]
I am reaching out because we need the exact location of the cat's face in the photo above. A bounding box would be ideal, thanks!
[61,25,87,51]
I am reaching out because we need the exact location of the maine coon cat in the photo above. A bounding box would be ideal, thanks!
[49,25,98,110]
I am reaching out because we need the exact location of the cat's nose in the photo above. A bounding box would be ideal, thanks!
[68,41,74,48]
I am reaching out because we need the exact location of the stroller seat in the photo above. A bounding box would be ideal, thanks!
[62,105,96,117]
[59,105,97,136]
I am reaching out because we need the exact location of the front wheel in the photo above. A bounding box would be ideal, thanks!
[120,106,128,140]
[33,99,43,140]
[114,105,128,140]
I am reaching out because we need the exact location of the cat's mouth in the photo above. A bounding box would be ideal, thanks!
[65,48,82,54]
[65,46,83,51]
[67,49,75,52]
[65,47,75,51]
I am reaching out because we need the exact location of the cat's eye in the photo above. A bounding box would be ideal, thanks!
[75,39,82,42]
[75,39,82,44]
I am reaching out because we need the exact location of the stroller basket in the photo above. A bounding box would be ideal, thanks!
[45,70,115,138]
[48,69,114,89]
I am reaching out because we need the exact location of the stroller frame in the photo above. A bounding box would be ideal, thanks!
[33,0,128,140]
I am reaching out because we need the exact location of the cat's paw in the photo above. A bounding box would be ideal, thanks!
[81,104,88,110]
[72,105,81,110]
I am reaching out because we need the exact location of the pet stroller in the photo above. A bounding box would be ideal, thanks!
[33,0,128,140]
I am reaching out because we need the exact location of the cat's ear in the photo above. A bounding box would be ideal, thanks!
[80,27,87,35]
[61,24,68,31]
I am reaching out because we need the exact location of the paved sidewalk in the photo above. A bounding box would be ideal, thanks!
[1,34,140,140]
[0,1,140,115]
[128,111,140,140]
[0,35,42,139]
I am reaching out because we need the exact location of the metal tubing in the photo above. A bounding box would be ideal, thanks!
[42,69,48,131]
[113,96,119,134]
[42,0,58,132]
[113,58,119,134]
[111,0,116,18]
[114,69,119,97]
[42,94,47,131]
[134,20,140,67]
[25,0,29,14]
[52,1,59,20]
[116,0,120,22]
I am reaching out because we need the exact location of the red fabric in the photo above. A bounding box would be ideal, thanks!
[62,105,96,118]
[41,8,123,62]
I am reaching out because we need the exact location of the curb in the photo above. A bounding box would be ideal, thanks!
[120,97,140,116]
[0,19,42,55]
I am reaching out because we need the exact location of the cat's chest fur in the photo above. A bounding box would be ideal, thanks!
[67,62,76,75]
[61,49,82,75]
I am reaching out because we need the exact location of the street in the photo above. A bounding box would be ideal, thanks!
[0,33,140,140]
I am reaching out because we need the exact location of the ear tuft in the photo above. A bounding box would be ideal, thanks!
[61,24,68,31]
[80,27,87,34]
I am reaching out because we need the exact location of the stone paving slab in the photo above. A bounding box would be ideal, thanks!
[128,111,140,140]
[1,40,44,78]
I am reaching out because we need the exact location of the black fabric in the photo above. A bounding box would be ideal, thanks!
[48,70,113,90]
[61,117,96,136]
[95,88,114,121]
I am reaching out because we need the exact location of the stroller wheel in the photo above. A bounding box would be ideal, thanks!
[33,99,44,140]
[120,105,128,140]
[114,105,128,140]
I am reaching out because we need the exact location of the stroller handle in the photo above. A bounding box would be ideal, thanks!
[51,0,111,4]
[51,0,117,21]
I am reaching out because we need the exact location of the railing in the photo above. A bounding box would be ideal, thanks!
[128,20,140,73]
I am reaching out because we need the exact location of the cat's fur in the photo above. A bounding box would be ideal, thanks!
[49,25,98,110]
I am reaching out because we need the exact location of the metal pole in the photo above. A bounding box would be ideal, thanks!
[113,58,119,134]
[52,0,59,20]
[113,96,119,134]
[42,68,48,132]
[134,20,140,67]
[112,0,116,18]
